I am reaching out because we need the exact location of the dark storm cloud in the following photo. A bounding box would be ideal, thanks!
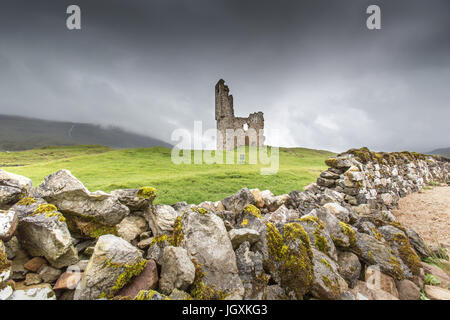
[0,0,449,152]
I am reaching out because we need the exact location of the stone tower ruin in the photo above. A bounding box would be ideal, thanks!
[215,79,265,150]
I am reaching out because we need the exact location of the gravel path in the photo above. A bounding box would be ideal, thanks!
[392,186,450,249]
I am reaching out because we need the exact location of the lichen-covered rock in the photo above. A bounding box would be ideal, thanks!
[311,248,347,300]
[34,169,129,226]
[312,209,356,249]
[0,170,32,209]
[235,241,268,300]
[15,200,78,268]
[145,204,179,236]
[116,215,148,242]
[178,209,244,299]
[264,222,313,299]
[229,228,260,250]
[337,251,361,288]
[133,289,169,300]
[76,234,146,300]
[378,225,422,276]
[159,246,195,295]
[351,232,406,280]
[221,188,256,215]
[0,209,18,241]
[116,259,158,298]
[263,285,289,300]
[405,228,429,259]
[110,187,155,211]
[298,215,338,261]
[146,235,170,266]
[168,288,191,300]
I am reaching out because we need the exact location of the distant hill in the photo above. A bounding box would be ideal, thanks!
[0,114,172,151]
[428,147,450,158]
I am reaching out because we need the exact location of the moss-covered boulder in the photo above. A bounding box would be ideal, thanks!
[311,248,347,300]
[378,225,422,277]
[297,215,338,261]
[76,234,146,300]
[264,222,314,299]
[12,199,78,268]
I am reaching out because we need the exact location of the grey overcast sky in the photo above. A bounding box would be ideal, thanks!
[0,0,449,152]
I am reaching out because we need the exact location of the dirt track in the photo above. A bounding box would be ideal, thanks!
[392,186,450,249]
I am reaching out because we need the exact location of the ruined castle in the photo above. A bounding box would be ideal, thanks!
[215,79,265,150]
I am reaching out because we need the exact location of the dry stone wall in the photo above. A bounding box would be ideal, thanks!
[316,148,450,211]
[0,147,449,301]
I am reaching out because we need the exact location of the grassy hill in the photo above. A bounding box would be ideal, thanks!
[0,114,172,151]
[0,145,335,204]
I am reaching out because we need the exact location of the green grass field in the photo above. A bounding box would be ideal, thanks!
[0,145,335,205]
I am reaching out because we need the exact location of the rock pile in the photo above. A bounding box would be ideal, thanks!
[0,148,449,300]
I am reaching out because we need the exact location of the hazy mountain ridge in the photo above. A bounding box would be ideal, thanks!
[0,114,172,151]
[428,147,450,158]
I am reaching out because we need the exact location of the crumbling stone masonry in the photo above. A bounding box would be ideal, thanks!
[215,79,265,150]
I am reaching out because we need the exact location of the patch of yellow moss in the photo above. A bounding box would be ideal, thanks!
[134,289,169,300]
[191,207,208,215]
[371,228,384,241]
[136,186,157,199]
[313,229,329,254]
[0,240,11,273]
[325,158,338,167]
[320,258,334,272]
[241,218,248,227]
[190,259,229,300]
[389,255,405,280]
[265,222,313,299]
[243,204,262,219]
[339,221,356,247]
[171,216,183,246]
[16,197,37,206]
[392,233,422,275]
[102,259,147,298]
[89,226,117,239]
[151,234,170,246]
[32,204,66,223]
[298,216,325,230]
[321,275,340,295]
